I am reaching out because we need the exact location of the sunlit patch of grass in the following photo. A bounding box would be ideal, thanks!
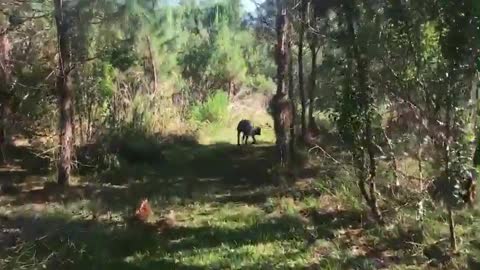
[197,120,275,145]
[168,240,312,269]
[196,98,275,145]
[177,202,265,228]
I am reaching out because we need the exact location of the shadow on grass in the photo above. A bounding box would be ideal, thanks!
[298,208,367,243]
[311,254,404,270]
[6,138,281,210]
[163,214,308,252]
[0,133,452,269]
[0,140,417,269]
[1,211,416,269]
[0,214,207,270]
[2,125,339,209]
[0,145,51,182]
[0,213,312,269]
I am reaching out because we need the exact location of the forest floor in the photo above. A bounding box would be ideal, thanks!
[0,122,480,269]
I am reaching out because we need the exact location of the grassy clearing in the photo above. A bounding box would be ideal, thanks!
[196,94,276,145]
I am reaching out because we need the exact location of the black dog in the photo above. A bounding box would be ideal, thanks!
[236,119,261,145]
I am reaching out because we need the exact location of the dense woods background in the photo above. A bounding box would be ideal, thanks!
[0,0,480,269]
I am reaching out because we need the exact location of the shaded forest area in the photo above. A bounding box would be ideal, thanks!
[1,0,480,269]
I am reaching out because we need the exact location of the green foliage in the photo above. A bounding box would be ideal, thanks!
[247,74,275,94]
[107,42,139,72]
[207,23,247,86]
[429,166,474,210]
[420,21,442,69]
[429,105,475,210]
[99,63,115,98]
[3,0,276,146]
[191,90,229,123]
[333,83,364,147]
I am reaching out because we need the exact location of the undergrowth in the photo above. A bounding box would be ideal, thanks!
[190,91,230,124]
[1,97,480,270]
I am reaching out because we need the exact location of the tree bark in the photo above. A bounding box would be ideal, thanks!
[146,35,158,94]
[382,129,399,188]
[298,0,307,140]
[287,23,295,163]
[54,0,74,185]
[0,31,12,164]
[448,207,457,251]
[275,1,288,97]
[308,40,318,126]
[344,0,383,224]
[365,118,383,223]
[271,0,292,167]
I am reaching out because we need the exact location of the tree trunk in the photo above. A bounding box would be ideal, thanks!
[276,5,288,98]
[54,0,74,186]
[308,40,318,126]
[344,0,383,224]
[79,112,84,145]
[87,96,93,141]
[365,118,383,224]
[146,35,158,94]
[417,144,423,190]
[287,23,296,163]
[298,0,307,140]
[0,30,12,164]
[448,207,457,251]
[271,0,292,167]
[383,129,399,188]
[228,80,234,100]
[472,71,479,166]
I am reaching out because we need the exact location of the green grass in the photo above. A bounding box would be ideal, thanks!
[196,107,275,145]
[1,130,480,269]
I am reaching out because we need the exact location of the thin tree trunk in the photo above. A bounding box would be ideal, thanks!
[298,0,306,140]
[0,97,11,164]
[365,118,383,223]
[87,99,92,141]
[146,35,158,94]
[79,112,84,145]
[54,0,74,185]
[308,41,318,125]
[0,31,12,164]
[276,4,288,98]
[287,23,296,163]
[472,71,480,166]
[417,144,423,190]
[71,93,76,146]
[448,207,457,251]
[445,85,458,251]
[345,0,383,224]
[383,129,399,188]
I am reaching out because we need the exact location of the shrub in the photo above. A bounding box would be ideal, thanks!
[190,90,229,123]
[248,74,275,94]
[76,126,165,175]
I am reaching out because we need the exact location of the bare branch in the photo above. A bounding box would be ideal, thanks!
[308,144,355,177]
